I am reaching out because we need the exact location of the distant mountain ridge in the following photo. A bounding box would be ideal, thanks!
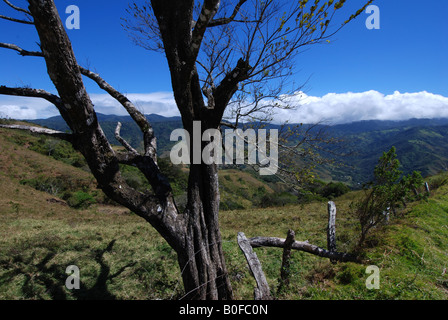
[29,114,448,185]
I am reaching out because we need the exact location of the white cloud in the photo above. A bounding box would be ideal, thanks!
[1,90,447,125]
[0,92,179,120]
[273,90,448,124]
[89,92,179,117]
[0,96,57,120]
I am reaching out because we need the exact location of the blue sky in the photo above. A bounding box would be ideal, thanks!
[0,0,447,123]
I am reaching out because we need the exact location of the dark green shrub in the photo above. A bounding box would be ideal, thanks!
[320,182,350,199]
[257,192,297,208]
[66,191,96,209]
[220,199,245,211]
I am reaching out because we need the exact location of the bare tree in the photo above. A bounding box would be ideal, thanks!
[0,0,372,300]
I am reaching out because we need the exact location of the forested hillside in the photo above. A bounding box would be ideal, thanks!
[30,115,448,185]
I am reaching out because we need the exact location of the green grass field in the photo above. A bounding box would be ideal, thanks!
[1,127,447,300]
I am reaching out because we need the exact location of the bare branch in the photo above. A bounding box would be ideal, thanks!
[0,14,33,24]
[207,0,247,27]
[0,85,63,108]
[115,121,139,155]
[3,0,31,15]
[0,42,43,56]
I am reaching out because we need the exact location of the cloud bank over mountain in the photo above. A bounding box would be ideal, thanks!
[1,90,447,125]
[274,90,448,125]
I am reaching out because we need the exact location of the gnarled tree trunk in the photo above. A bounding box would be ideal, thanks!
[178,163,233,299]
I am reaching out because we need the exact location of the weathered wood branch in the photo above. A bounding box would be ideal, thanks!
[25,0,184,254]
[0,85,62,108]
[0,124,73,142]
[209,58,251,125]
[237,232,272,300]
[0,42,43,56]
[248,236,359,263]
[114,122,139,155]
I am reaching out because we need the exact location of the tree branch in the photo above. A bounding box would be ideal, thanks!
[0,85,63,108]
[115,121,139,155]
[0,42,43,56]
[3,0,31,15]
[210,58,251,123]
[207,0,247,27]
[190,0,221,60]
[78,66,157,159]
[3,0,30,14]
[0,14,33,24]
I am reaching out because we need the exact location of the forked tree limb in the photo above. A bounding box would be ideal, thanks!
[75,67,157,159]
[207,0,248,27]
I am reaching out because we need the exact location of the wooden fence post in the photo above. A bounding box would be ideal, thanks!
[425,182,430,194]
[327,201,337,264]
[237,232,272,300]
[278,229,295,293]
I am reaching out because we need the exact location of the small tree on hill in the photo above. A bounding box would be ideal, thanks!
[354,146,424,247]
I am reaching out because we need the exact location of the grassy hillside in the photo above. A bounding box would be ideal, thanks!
[1,126,447,300]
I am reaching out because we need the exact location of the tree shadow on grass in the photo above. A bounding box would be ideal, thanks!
[73,239,136,300]
[1,239,136,300]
